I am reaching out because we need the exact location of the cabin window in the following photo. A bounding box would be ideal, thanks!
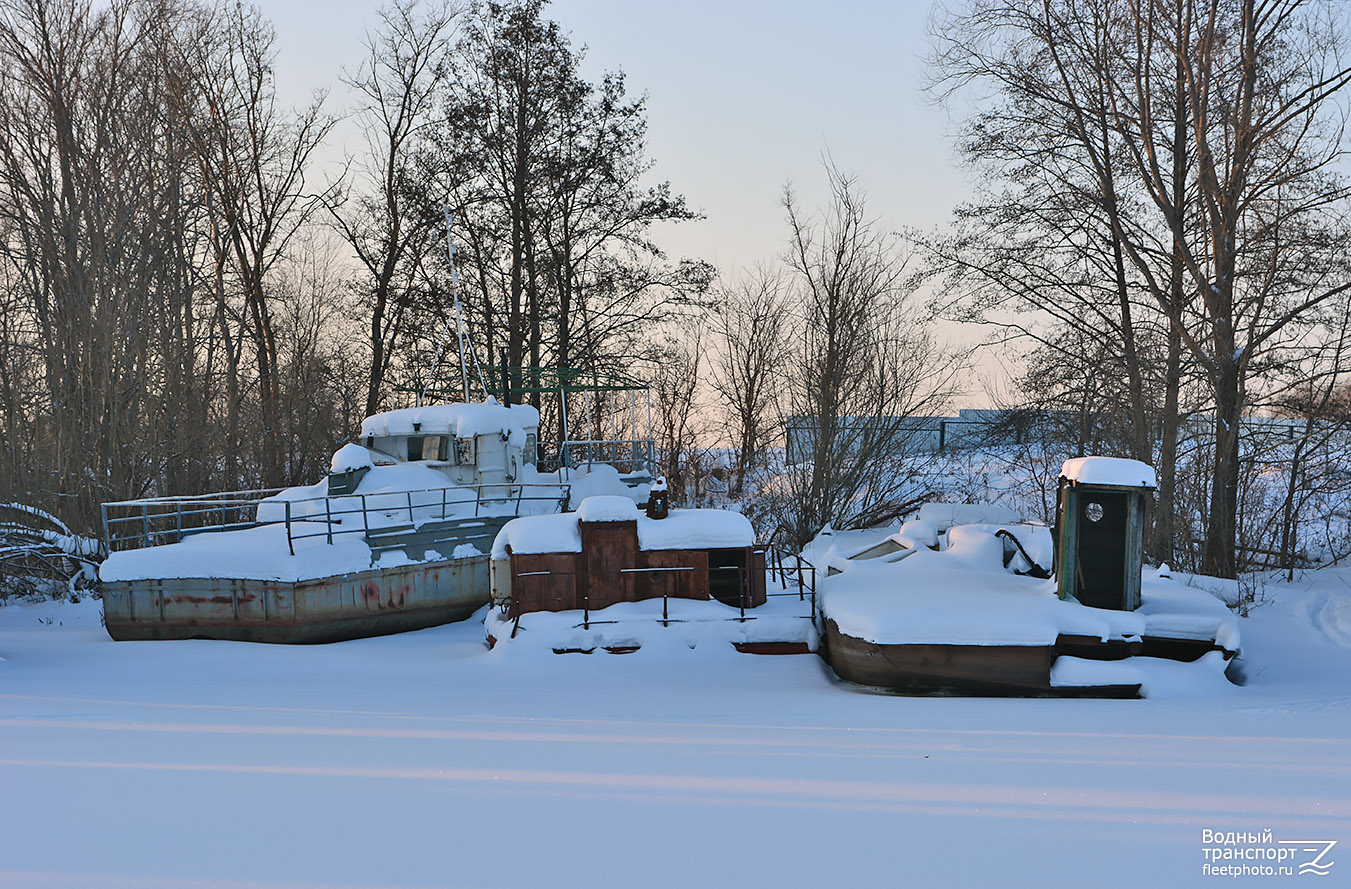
[365,435,374,449]
[524,433,537,466]
[408,436,448,461]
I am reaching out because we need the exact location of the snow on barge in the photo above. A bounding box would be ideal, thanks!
[486,488,817,655]
[814,458,1240,698]
[99,399,588,643]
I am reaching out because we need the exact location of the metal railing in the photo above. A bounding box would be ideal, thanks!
[538,439,654,475]
[767,546,817,598]
[506,547,817,640]
[102,483,570,557]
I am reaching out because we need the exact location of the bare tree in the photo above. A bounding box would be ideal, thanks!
[779,164,962,545]
[1268,284,1351,575]
[180,2,336,486]
[930,0,1351,576]
[927,0,1205,562]
[331,0,459,417]
[1109,0,1351,576]
[0,0,199,519]
[709,266,788,498]
[645,325,708,503]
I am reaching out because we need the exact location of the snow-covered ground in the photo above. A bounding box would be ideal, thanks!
[3,568,1351,888]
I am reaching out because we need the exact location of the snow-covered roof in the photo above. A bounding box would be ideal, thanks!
[637,509,754,551]
[492,506,756,559]
[360,399,539,439]
[1060,457,1157,489]
[576,496,640,523]
[492,513,584,558]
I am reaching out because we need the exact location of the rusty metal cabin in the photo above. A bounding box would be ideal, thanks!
[491,496,766,621]
[1055,457,1157,611]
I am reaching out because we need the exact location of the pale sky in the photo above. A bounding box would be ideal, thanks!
[258,0,971,276]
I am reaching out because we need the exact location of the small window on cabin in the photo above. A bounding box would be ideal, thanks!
[414,436,446,461]
[524,433,538,466]
[1085,501,1105,523]
[365,435,374,449]
[407,436,424,461]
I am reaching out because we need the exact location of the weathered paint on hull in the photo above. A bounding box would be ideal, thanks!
[822,619,1143,698]
[102,556,490,644]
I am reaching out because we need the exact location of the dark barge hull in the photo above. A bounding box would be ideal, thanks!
[102,555,490,644]
[822,618,1159,698]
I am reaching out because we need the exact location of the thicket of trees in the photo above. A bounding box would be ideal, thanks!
[413,0,712,445]
[922,0,1351,577]
[0,0,1346,584]
[652,164,962,548]
[0,0,352,527]
[0,0,709,536]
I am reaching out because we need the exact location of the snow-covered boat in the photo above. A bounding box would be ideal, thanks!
[813,458,1241,697]
[98,399,646,643]
[485,492,818,654]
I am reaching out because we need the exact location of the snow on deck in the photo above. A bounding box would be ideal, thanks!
[99,460,583,584]
[1050,651,1236,695]
[821,551,1145,647]
[637,509,754,551]
[950,523,1053,572]
[257,462,485,526]
[98,523,376,583]
[100,458,653,584]
[1139,574,1243,651]
[486,593,816,652]
[360,399,540,439]
[1060,456,1157,488]
[819,525,1238,650]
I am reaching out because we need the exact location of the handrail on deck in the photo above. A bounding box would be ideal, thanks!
[102,482,571,557]
[505,550,815,640]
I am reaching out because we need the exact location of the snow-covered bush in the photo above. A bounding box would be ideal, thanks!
[0,503,101,602]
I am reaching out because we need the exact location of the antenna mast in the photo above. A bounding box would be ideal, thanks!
[424,208,488,405]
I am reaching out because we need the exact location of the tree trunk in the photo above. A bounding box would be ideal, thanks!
[1202,356,1241,578]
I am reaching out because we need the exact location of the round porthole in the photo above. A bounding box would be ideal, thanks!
[1085,501,1105,523]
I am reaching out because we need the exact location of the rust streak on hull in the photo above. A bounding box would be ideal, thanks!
[102,556,489,645]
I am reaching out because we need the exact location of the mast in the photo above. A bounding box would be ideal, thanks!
[424,208,488,405]
[442,207,470,402]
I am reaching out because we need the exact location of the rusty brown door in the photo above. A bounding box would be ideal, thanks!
[579,521,638,609]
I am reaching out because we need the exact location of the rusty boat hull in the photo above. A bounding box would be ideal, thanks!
[103,555,490,644]
[820,618,1237,699]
